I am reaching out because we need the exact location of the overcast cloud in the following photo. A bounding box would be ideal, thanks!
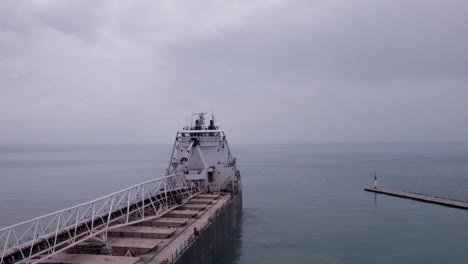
[1,0,467,144]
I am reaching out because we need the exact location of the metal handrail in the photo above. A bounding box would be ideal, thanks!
[0,173,200,264]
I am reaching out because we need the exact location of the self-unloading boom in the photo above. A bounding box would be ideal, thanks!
[0,173,199,264]
[0,113,241,264]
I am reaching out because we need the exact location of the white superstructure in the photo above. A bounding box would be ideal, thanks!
[166,113,241,194]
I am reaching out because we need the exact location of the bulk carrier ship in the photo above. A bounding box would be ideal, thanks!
[0,113,242,264]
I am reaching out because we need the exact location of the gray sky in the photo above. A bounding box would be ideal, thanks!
[1,0,467,144]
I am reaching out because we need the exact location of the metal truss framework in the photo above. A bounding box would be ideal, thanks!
[0,173,200,264]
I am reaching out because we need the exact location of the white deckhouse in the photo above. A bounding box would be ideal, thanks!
[166,113,241,194]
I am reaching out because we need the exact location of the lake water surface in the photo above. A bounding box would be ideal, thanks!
[1,143,467,263]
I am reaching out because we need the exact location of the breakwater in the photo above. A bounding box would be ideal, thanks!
[365,188,468,210]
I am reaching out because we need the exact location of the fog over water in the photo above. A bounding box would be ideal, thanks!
[1,0,468,144]
[1,2,468,263]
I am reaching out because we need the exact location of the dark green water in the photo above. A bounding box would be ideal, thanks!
[1,143,467,263]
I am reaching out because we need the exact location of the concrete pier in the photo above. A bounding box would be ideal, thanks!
[365,188,468,210]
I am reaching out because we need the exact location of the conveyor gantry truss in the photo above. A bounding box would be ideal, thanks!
[0,172,200,264]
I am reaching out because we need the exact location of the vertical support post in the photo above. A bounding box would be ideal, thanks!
[73,208,80,242]
[374,172,378,189]
[126,190,131,223]
[28,220,39,259]
[141,186,145,219]
[106,196,115,229]
[53,214,61,253]
[167,133,178,174]
[1,229,12,263]
[91,203,96,232]
[164,180,168,209]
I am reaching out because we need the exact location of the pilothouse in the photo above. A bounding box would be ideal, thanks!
[167,113,241,194]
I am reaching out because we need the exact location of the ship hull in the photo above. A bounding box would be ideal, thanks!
[174,191,243,264]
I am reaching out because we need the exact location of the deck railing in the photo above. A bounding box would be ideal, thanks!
[0,173,200,264]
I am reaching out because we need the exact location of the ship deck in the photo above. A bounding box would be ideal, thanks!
[38,193,231,264]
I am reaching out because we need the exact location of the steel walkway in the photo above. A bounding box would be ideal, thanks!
[0,173,200,264]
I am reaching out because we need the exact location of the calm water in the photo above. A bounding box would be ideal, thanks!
[1,143,468,263]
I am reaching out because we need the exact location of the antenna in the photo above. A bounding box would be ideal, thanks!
[190,112,193,129]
